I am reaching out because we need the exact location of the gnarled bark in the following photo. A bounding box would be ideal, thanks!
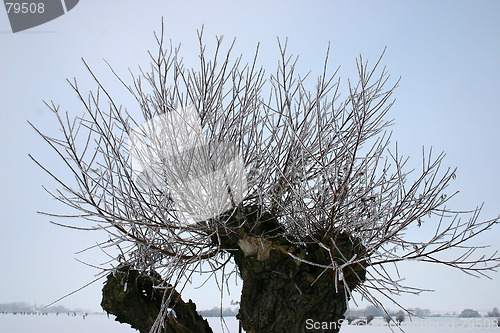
[101,266,212,333]
[101,206,366,333]
[221,205,367,333]
[235,242,349,333]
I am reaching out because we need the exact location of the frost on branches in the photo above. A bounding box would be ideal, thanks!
[30,26,500,333]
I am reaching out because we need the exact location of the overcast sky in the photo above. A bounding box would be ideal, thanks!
[1,0,499,316]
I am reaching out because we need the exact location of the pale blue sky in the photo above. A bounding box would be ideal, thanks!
[1,0,499,315]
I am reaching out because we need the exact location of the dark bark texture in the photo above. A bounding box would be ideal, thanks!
[219,205,367,333]
[101,266,213,333]
[101,205,366,333]
[235,242,349,333]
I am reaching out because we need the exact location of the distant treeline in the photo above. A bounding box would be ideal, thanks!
[346,305,499,319]
[198,307,239,317]
[345,305,421,318]
[459,308,500,318]
[0,302,77,313]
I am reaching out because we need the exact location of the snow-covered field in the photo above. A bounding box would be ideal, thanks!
[0,313,498,333]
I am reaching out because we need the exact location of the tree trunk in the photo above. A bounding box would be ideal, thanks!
[235,241,350,333]
[222,205,367,333]
[101,266,213,333]
[101,205,366,333]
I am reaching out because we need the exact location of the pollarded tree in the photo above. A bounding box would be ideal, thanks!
[31,25,500,333]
